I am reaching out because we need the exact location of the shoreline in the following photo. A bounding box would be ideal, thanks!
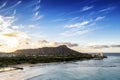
[0,57,107,80]
[0,63,46,80]
[0,62,70,80]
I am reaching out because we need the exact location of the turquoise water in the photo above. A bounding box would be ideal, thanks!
[28,53,120,80]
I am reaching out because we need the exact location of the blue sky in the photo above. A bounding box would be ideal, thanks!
[0,0,120,52]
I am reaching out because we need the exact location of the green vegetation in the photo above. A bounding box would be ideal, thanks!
[0,45,106,67]
[0,54,93,67]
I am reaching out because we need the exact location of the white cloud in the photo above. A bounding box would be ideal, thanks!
[16,1,22,5]
[0,15,31,52]
[28,25,36,28]
[0,31,30,52]
[35,11,39,16]
[52,16,80,22]
[11,26,19,29]
[61,28,94,37]
[34,5,40,11]
[61,14,107,37]
[81,6,94,12]
[13,9,16,15]
[32,0,43,21]
[64,21,91,28]
[11,24,37,30]
[0,1,22,14]
[37,40,78,48]
[33,14,44,21]
[69,17,79,21]
[11,24,24,30]
[32,0,44,21]
[61,16,106,37]
[95,16,105,21]
[10,0,22,8]
[38,0,41,3]
[29,33,45,40]
[88,44,120,49]
[0,16,15,31]
[33,11,44,21]
[99,7,115,12]
[0,1,7,9]
[0,34,19,52]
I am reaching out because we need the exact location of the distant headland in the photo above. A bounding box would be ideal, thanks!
[0,45,107,67]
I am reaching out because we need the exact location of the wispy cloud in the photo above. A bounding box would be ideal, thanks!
[99,7,115,12]
[12,0,22,8]
[69,17,80,21]
[89,45,109,49]
[33,11,44,21]
[60,6,94,16]
[13,9,16,15]
[0,16,45,51]
[0,16,15,31]
[0,0,22,14]
[38,0,41,3]
[11,25,20,30]
[11,24,36,30]
[38,40,78,47]
[0,15,44,52]
[95,16,105,21]
[111,45,120,48]
[28,25,36,28]
[64,20,91,28]
[34,5,40,11]
[0,1,7,9]
[0,15,30,52]
[32,0,43,21]
[35,11,39,16]
[61,14,106,37]
[81,6,94,12]
[61,28,95,37]
[60,19,95,37]
[88,44,120,49]
[52,16,80,22]
[34,0,41,11]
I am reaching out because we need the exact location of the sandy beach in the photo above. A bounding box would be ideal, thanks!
[0,62,62,80]
[0,64,48,80]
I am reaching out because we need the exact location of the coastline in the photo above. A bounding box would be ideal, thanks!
[0,62,66,80]
[0,54,107,80]
[0,63,46,80]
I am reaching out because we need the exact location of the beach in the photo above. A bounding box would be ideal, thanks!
[0,53,120,80]
[0,64,47,80]
[0,63,62,80]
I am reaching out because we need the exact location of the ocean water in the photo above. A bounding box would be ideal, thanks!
[28,53,120,80]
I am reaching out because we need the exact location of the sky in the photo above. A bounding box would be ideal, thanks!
[0,0,120,53]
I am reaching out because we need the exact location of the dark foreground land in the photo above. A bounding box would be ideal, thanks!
[0,54,93,67]
[0,45,106,67]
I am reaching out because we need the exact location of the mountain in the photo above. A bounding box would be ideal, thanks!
[13,45,83,56]
[0,45,106,66]
[0,45,90,57]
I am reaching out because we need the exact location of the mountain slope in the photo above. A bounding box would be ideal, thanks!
[0,45,102,66]
[13,45,83,56]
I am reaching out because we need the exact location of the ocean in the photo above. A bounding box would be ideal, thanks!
[28,53,120,80]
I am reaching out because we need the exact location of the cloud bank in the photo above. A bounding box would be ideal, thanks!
[38,40,78,47]
[88,45,120,49]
